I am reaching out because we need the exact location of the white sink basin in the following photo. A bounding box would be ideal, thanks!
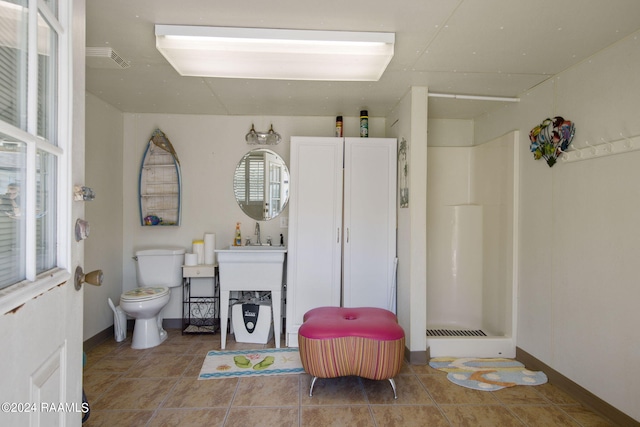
[215,246,287,349]
[216,246,287,263]
[215,246,287,284]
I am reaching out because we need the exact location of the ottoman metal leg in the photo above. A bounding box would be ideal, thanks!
[389,378,398,399]
[309,376,319,397]
[309,376,397,399]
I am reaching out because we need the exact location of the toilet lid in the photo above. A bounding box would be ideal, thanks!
[121,287,169,302]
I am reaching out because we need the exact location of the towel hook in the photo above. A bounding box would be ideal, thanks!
[620,132,633,149]
[584,140,597,155]
[600,137,612,153]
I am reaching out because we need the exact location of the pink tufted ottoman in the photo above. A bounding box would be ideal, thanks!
[298,307,405,398]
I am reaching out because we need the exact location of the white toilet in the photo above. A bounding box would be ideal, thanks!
[120,247,185,349]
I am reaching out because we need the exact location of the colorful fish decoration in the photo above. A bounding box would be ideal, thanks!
[529,117,575,167]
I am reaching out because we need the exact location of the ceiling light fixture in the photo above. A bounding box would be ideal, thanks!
[155,25,395,81]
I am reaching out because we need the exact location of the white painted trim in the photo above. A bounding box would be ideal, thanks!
[0,122,64,156]
[0,269,70,315]
[37,0,64,35]
[56,0,73,272]
[511,130,520,345]
[27,0,38,135]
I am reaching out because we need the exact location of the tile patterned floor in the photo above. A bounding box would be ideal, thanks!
[83,329,614,426]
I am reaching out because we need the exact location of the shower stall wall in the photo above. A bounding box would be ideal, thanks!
[426,131,519,358]
[428,204,483,330]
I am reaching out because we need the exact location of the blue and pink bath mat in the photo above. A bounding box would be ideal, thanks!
[429,357,548,391]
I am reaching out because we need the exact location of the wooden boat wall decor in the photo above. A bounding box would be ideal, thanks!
[138,129,182,226]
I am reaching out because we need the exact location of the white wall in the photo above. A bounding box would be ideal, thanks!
[84,93,124,340]
[426,147,474,327]
[386,87,428,357]
[472,133,516,337]
[475,30,640,421]
[427,118,474,147]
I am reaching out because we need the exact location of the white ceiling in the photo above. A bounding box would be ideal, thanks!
[86,0,640,119]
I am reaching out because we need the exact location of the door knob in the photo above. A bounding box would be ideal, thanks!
[74,266,103,290]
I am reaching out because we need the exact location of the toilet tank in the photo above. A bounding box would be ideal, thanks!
[135,247,185,288]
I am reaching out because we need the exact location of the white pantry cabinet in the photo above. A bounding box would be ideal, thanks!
[286,137,397,346]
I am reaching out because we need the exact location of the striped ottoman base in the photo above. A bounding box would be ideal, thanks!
[298,307,405,398]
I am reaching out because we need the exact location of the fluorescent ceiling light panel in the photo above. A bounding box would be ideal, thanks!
[155,25,395,81]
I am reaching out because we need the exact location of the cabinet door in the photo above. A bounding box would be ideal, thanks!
[286,137,343,343]
[343,138,397,311]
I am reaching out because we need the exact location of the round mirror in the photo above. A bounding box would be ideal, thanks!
[233,149,290,221]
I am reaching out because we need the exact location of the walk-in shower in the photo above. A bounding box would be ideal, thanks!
[426,131,519,358]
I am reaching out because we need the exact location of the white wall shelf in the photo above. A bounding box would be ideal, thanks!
[561,134,640,163]
[138,139,182,226]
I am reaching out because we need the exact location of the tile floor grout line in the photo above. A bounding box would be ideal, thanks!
[549,405,589,427]
[143,358,187,427]
[501,401,529,427]
[220,370,242,426]
[412,366,451,422]
[91,372,124,407]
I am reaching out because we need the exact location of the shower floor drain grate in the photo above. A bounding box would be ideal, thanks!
[427,329,487,337]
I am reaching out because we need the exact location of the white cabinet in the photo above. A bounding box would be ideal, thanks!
[286,137,397,346]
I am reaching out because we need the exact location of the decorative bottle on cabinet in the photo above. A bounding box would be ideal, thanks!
[359,110,368,137]
[286,136,397,346]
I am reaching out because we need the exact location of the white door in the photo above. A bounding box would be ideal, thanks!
[286,137,343,345]
[0,276,84,426]
[342,138,397,311]
[0,0,86,425]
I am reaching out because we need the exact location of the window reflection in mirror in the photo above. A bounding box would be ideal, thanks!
[233,149,289,221]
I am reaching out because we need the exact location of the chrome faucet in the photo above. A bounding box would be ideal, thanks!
[255,222,261,245]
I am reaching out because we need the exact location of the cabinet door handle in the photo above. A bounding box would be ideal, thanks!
[337,228,340,243]
[346,228,350,243]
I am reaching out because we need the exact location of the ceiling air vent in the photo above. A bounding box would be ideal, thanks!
[86,47,130,69]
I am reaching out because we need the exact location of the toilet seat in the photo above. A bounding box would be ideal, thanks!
[121,287,169,302]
